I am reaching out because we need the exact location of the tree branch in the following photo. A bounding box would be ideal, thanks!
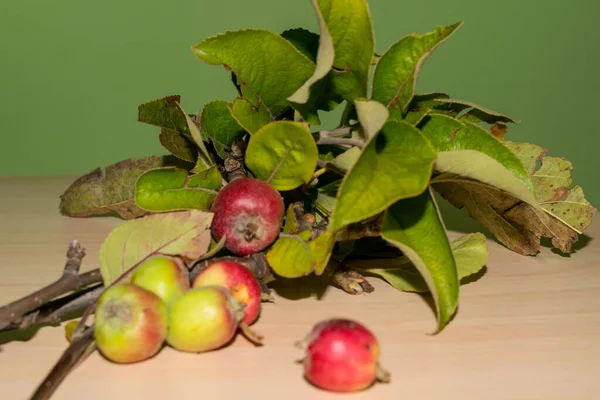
[0,241,102,330]
[0,284,103,333]
[316,137,363,148]
[318,127,352,138]
[316,159,348,176]
[334,216,383,242]
[30,324,96,400]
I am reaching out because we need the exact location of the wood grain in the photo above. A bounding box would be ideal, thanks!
[0,176,599,400]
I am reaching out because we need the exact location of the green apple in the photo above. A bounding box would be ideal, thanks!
[166,286,246,353]
[94,284,168,363]
[131,255,190,304]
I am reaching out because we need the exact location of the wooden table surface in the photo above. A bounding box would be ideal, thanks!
[1,176,599,400]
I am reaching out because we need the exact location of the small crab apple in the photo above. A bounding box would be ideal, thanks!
[192,260,262,325]
[131,255,190,304]
[210,177,284,256]
[296,318,390,392]
[166,285,263,353]
[94,284,168,364]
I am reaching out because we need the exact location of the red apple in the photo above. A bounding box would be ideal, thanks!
[192,260,262,325]
[210,177,284,256]
[94,284,168,364]
[297,318,390,392]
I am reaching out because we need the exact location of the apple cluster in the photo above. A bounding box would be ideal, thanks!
[92,177,390,392]
[94,255,264,363]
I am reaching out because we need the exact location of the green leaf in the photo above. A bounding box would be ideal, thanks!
[266,230,313,278]
[192,29,314,118]
[323,0,375,101]
[283,203,303,234]
[137,95,189,133]
[178,103,213,168]
[287,0,375,115]
[199,100,246,158]
[99,210,213,285]
[245,121,318,191]
[135,166,222,212]
[159,128,197,163]
[330,147,361,171]
[229,98,271,135]
[352,232,488,292]
[380,188,458,333]
[313,179,341,218]
[372,23,463,118]
[432,98,518,124]
[329,120,436,232]
[404,94,518,126]
[421,114,537,205]
[288,0,335,105]
[403,93,450,125]
[267,203,335,277]
[281,28,319,62]
[451,232,489,279]
[59,156,189,220]
[309,231,336,275]
[354,99,389,142]
[503,142,571,202]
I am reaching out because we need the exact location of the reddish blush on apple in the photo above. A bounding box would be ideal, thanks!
[296,318,391,392]
[192,260,262,325]
[94,284,168,364]
[210,177,284,256]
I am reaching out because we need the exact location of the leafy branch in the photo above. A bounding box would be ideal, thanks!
[4,0,597,397]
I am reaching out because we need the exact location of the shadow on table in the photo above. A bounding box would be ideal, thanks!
[548,234,593,257]
[269,274,332,301]
[0,308,85,346]
[0,323,51,346]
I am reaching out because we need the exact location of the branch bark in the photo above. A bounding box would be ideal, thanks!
[316,137,363,148]
[318,127,352,138]
[0,284,103,333]
[316,159,348,176]
[0,241,102,330]
[334,215,383,242]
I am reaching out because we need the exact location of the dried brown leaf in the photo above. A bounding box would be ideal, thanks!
[59,156,189,219]
[434,142,596,255]
[490,122,508,140]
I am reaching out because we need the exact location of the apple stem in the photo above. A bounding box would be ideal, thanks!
[238,322,264,345]
[375,363,391,383]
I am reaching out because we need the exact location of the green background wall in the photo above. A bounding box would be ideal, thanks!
[1,0,598,206]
